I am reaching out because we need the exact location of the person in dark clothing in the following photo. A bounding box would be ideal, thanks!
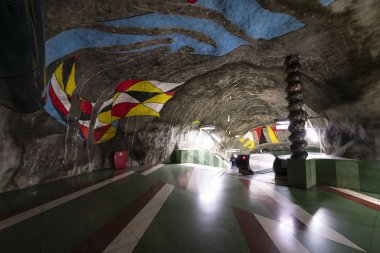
[230,155,237,171]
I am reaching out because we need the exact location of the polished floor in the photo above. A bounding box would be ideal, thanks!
[0,164,380,253]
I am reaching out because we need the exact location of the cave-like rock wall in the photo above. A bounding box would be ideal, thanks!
[1,0,380,192]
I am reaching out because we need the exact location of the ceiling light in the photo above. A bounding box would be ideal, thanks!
[211,133,222,143]
[200,125,215,130]
[275,120,290,125]
[276,124,289,130]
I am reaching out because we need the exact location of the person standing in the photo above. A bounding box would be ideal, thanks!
[230,154,237,172]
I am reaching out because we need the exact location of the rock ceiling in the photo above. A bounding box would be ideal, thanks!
[0,0,379,191]
[44,0,380,153]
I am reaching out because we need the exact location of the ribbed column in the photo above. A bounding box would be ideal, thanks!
[284,55,308,159]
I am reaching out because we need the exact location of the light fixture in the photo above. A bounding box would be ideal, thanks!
[199,125,215,130]
[196,130,213,149]
[211,133,222,143]
[276,124,289,130]
[306,128,319,143]
[306,120,320,143]
[275,119,290,125]
[275,119,290,130]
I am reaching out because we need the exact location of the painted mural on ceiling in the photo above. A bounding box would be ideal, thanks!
[319,0,336,6]
[189,0,303,40]
[45,14,248,65]
[44,0,334,142]
[45,58,183,144]
[188,0,335,8]
[46,0,335,65]
[239,125,289,150]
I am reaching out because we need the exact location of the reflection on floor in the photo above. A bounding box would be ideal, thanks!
[1,164,380,253]
[242,172,277,184]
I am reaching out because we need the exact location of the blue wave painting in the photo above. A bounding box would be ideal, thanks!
[46,13,249,65]
[195,0,304,40]
[319,0,335,6]
[46,0,335,65]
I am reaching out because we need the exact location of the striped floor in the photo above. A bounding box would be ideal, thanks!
[1,164,379,253]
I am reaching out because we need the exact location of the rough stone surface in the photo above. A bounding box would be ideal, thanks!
[1,0,380,192]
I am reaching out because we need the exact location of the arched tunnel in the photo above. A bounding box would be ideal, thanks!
[1,0,380,252]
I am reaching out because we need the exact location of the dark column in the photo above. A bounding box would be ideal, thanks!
[284,55,308,159]
[0,0,46,112]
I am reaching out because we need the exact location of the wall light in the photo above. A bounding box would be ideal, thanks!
[199,125,215,130]
[211,133,222,143]
[275,120,290,125]
[306,128,319,143]
[275,124,289,130]
[306,120,320,143]
[275,119,290,130]
[197,131,213,149]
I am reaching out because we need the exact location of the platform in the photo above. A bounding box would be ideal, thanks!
[0,164,379,253]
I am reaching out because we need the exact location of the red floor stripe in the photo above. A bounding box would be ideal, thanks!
[320,186,380,211]
[176,167,194,189]
[71,181,166,253]
[233,206,280,253]
[0,170,128,221]
[240,178,307,231]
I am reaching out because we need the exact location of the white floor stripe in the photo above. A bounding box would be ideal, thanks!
[180,163,226,171]
[254,214,310,253]
[103,184,174,253]
[141,164,164,175]
[0,171,134,231]
[330,187,380,205]
[254,181,365,252]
